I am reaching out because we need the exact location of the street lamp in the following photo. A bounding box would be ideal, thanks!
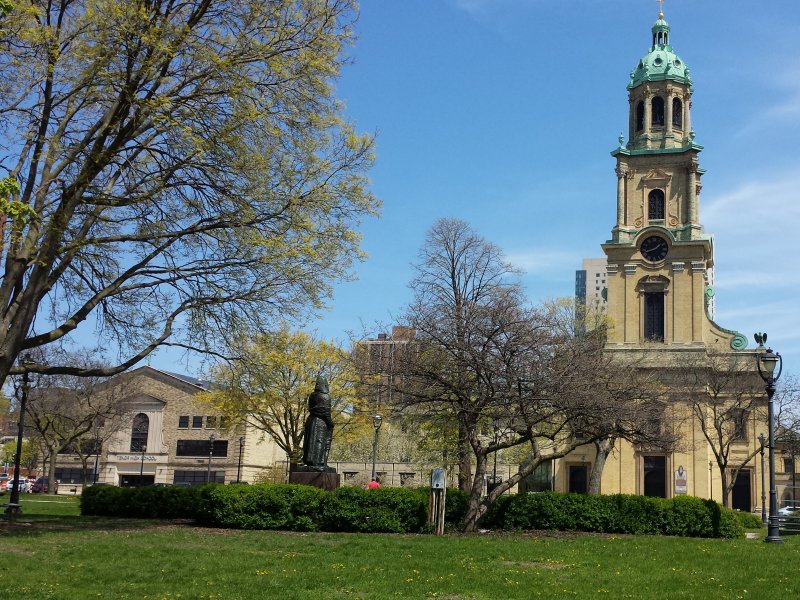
[237,436,245,482]
[139,438,147,480]
[93,424,104,485]
[6,354,33,518]
[370,415,383,483]
[207,434,216,483]
[755,333,783,543]
[758,433,767,526]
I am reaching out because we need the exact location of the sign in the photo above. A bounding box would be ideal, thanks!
[115,454,157,462]
[430,467,446,489]
[674,465,688,495]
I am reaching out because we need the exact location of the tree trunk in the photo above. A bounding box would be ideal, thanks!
[462,453,488,532]
[46,447,58,495]
[457,421,472,492]
[588,438,615,494]
[719,469,730,508]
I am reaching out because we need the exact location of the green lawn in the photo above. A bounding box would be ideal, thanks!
[1,495,797,599]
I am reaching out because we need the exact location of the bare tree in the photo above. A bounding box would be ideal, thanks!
[405,218,522,492]
[24,353,127,493]
[0,1,376,386]
[396,220,658,530]
[673,351,765,508]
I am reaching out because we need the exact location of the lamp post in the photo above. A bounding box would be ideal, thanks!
[237,436,244,482]
[6,354,32,518]
[709,461,713,502]
[758,433,767,526]
[370,415,382,483]
[207,434,216,483]
[755,333,783,543]
[139,439,146,481]
[93,425,103,485]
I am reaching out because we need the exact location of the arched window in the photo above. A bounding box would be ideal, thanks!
[648,189,665,220]
[636,101,645,131]
[130,413,149,452]
[672,97,682,128]
[651,96,665,126]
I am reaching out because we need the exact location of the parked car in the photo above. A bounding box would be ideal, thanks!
[778,506,799,517]
[9,478,30,493]
[32,477,54,493]
[0,473,9,491]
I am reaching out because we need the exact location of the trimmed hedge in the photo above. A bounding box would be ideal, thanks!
[81,485,745,538]
[733,510,764,530]
[320,487,427,533]
[80,484,212,520]
[484,491,743,538]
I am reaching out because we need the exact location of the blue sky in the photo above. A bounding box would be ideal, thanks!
[285,0,799,374]
[146,1,798,377]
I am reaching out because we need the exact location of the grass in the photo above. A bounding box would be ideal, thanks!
[0,496,798,599]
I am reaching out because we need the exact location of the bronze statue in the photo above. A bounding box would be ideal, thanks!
[301,376,335,471]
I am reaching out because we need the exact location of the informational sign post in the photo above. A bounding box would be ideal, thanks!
[674,465,688,495]
[429,468,447,536]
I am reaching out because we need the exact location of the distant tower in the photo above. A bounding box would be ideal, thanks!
[601,9,745,350]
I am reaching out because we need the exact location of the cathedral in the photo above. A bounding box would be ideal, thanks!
[557,8,768,509]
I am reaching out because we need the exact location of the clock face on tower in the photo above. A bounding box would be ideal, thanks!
[640,235,669,262]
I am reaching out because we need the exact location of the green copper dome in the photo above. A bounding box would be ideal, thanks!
[628,13,691,89]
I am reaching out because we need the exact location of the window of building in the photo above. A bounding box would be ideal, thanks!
[130,413,149,453]
[178,415,189,429]
[519,461,552,493]
[651,96,665,126]
[644,292,665,342]
[176,439,229,457]
[732,410,749,441]
[643,455,667,497]
[636,101,645,131]
[206,416,217,429]
[343,471,359,481]
[400,472,416,487]
[672,97,682,128]
[192,416,203,429]
[173,470,225,485]
[219,416,230,429]
[55,468,89,484]
[568,465,588,494]
[784,458,795,474]
[648,189,665,220]
[58,439,100,455]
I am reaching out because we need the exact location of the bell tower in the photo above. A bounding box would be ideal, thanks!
[602,9,745,350]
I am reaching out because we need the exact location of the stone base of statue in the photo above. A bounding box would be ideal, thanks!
[289,469,340,491]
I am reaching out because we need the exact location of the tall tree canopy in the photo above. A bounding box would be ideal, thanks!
[395,219,663,530]
[0,0,376,383]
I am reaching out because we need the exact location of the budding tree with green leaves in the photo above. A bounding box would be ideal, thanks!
[0,0,376,383]
[199,329,361,467]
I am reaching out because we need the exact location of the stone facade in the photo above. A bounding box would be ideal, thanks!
[53,366,283,488]
[556,11,767,510]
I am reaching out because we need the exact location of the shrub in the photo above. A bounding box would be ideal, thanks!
[733,510,763,530]
[207,484,326,531]
[320,486,427,533]
[82,484,745,539]
[482,492,743,538]
[663,495,714,537]
[81,484,214,520]
[443,488,470,527]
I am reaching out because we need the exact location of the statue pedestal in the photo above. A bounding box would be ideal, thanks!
[289,470,340,491]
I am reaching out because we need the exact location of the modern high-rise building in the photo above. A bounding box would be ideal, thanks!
[575,257,608,317]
